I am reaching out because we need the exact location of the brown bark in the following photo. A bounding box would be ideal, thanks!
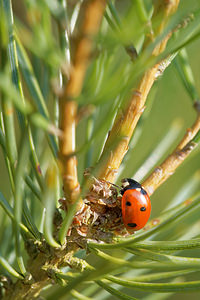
[59,0,107,203]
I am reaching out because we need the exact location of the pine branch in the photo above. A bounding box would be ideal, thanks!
[95,0,180,182]
[59,0,106,204]
[143,110,200,195]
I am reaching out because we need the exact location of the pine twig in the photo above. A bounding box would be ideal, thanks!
[143,110,200,196]
[59,0,106,203]
[150,0,180,55]
[176,104,200,150]
[95,0,180,182]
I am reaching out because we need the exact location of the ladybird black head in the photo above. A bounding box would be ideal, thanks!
[122,178,141,189]
[127,223,137,228]
[120,178,142,195]
[126,201,132,206]
[140,206,146,211]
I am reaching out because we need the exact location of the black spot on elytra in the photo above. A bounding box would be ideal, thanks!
[126,201,131,206]
[127,223,137,228]
[141,188,147,195]
[140,206,146,211]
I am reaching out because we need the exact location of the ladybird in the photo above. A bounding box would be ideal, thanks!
[120,178,151,233]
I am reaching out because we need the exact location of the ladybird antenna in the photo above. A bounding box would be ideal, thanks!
[105,180,121,189]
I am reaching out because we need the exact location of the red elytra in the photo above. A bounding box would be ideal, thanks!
[121,188,151,233]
